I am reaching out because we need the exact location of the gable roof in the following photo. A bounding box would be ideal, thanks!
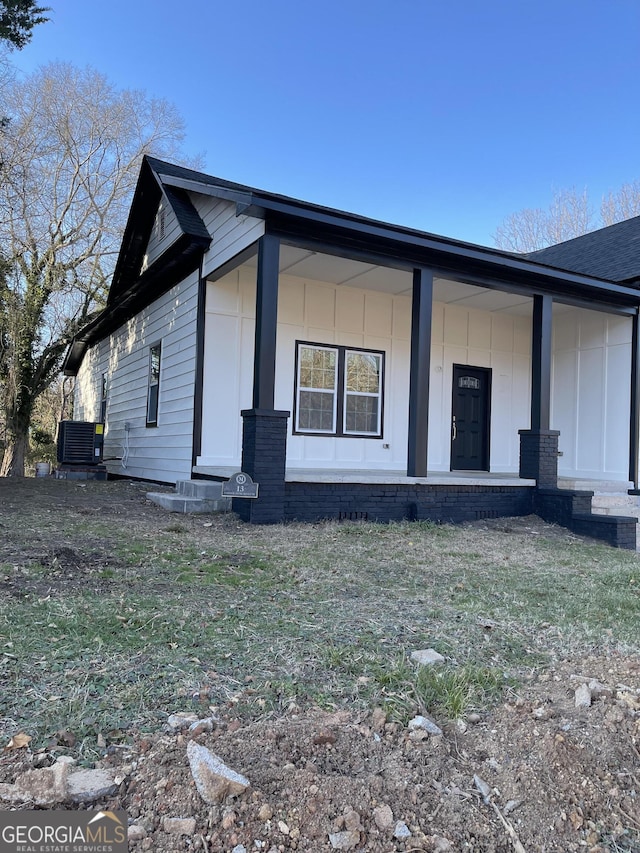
[528,215,640,284]
[63,157,640,375]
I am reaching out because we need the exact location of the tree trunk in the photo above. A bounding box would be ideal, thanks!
[0,429,29,476]
[0,404,33,477]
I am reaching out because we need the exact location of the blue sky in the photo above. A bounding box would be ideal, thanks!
[10,0,640,245]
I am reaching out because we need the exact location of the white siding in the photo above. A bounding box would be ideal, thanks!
[198,267,531,473]
[430,303,531,472]
[141,198,182,272]
[552,307,632,480]
[74,272,200,483]
[194,196,265,278]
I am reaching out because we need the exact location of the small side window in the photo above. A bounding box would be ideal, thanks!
[146,343,161,427]
[100,373,108,425]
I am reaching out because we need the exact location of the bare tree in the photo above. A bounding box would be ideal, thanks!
[0,61,192,476]
[601,179,640,226]
[494,182,640,253]
[493,188,596,253]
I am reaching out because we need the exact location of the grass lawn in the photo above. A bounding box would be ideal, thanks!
[1,478,638,762]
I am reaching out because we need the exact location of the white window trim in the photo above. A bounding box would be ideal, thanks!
[295,343,338,434]
[294,342,384,438]
[343,349,383,436]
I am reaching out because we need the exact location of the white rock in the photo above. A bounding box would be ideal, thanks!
[504,799,522,815]
[189,716,216,732]
[67,768,118,803]
[574,683,592,708]
[432,837,454,852]
[167,712,200,730]
[127,825,147,841]
[373,803,394,831]
[393,821,411,839]
[163,816,196,835]
[473,773,492,804]
[328,830,360,850]
[411,648,445,666]
[408,714,443,736]
[0,761,68,805]
[231,845,247,853]
[187,740,250,804]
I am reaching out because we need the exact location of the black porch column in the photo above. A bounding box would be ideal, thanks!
[234,409,289,523]
[253,233,280,410]
[235,233,289,523]
[407,267,433,477]
[519,294,559,487]
[629,309,640,491]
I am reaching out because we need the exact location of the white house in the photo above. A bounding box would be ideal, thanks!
[63,157,640,546]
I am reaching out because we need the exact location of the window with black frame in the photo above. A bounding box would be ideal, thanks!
[100,373,108,424]
[294,342,384,437]
[146,343,161,427]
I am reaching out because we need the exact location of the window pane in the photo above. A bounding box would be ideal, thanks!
[147,384,159,424]
[298,390,335,431]
[147,344,161,425]
[299,346,336,390]
[346,352,381,393]
[150,345,161,384]
[345,394,379,434]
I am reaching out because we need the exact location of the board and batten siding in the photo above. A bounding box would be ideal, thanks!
[198,265,532,473]
[552,307,632,480]
[74,271,200,483]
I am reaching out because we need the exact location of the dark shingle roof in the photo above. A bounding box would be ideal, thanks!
[529,215,640,284]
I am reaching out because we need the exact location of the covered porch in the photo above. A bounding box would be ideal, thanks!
[189,189,640,545]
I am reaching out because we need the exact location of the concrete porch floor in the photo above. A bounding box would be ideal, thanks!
[193,465,537,486]
[193,465,638,495]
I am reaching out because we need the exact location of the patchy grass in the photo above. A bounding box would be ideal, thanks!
[0,478,638,760]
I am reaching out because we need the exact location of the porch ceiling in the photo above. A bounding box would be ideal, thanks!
[245,246,534,315]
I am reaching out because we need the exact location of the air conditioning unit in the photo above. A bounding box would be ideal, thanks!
[57,421,104,465]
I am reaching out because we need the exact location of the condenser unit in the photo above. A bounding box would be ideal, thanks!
[57,421,104,465]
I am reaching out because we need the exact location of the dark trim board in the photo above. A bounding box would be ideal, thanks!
[191,260,207,467]
[630,309,640,488]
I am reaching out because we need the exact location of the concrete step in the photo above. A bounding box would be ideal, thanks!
[591,505,640,519]
[590,494,640,509]
[146,491,232,514]
[176,480,224,499]
[558,478,633,493]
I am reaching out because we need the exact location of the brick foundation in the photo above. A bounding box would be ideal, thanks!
[233,409,289,524]
[284,483,533,524]
[519,429,560,487]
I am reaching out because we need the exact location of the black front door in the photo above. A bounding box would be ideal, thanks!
[450,364,491,471]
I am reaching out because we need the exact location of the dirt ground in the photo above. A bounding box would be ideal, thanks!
[0,479,639,852]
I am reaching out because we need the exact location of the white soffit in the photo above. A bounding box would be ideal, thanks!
[446,289,532,314]
[242,247,533,313]
[433,279,485,302]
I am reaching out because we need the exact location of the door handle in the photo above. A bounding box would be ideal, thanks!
[452,415,457,441]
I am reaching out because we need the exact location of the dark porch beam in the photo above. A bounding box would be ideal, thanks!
[530,294,553,431]
[630,310,640,489]
[253,233,280,410]
[407,267,433,477]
